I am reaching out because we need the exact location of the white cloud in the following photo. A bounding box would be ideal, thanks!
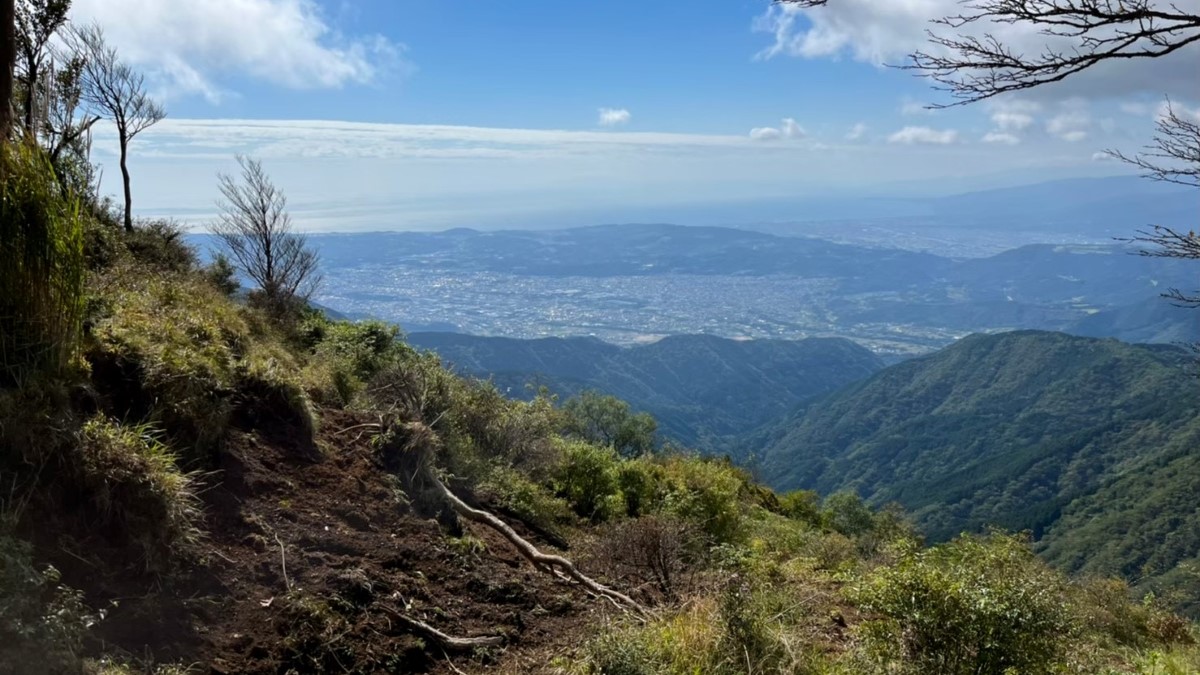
[1047,108,1091,141]
[846,122,868,141]
[888,126,959,145]
[991,111,1035,132]
[781,118,807,139]
[92,118,780,162]
[1092,151,1115,161]
[753,0,1200,101]
[750,126,783,141]
[749,118,806,141]
[982,132,1020,145]
[901,98,932,116]
[598,108,632,127]
[70,0,404,102]
[86,117,1121,232]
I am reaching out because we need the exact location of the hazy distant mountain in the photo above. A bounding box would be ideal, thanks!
[747,330,1200,609]
[1068,298,1200,345]
[406,332,884,448]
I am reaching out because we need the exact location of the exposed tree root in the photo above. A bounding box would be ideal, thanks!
[395,421,650,619]
[378,605,505,651]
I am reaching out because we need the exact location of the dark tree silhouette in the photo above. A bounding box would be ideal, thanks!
[15,0,70,134]
[1,0,15,139]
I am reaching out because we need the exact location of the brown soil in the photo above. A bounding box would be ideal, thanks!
[75,408,608,674]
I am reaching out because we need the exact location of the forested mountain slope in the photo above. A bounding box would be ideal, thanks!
[751,330,1200,606]
[407,332,884,447]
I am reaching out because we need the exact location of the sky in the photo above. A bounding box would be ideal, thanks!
[69,0,1200,231]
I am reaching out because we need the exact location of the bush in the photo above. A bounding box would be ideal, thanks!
[778,489,822,527]
[656,456,747,545]
[0,534,95,674]
[851,532,1075,674]
[616,460,661,519]
[204,253,240,296]
[122,219,197,273]
[553,440,621,522]
[75,416,202,570]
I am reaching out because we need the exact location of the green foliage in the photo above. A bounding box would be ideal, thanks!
[553,439,621,522]
[778,489,822,526]
[204,253,240,296]
[121,219,197,273]
[75,416,202,569]
[408,331,884,450]
[821,491,876,537]
[86,267,250,458]
[851,532,1075,674]
[299,316,413,406]
[0,141,86,385]
[754,331,1200,612]
[655,456,747,545]
[0,534,95,674]
[561,390,657,457]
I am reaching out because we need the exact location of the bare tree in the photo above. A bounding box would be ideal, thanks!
[73,23,164,231]
[1,0,15,139]
[15,0,70,134]
[209,155,321,312]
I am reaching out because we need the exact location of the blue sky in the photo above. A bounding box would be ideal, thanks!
[70,0,1199,231]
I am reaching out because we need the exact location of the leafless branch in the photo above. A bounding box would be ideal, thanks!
[779,0,1200,106]
[1107,100,1200,188]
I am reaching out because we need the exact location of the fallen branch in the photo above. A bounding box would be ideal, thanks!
[399,423,649,618]
[273,532,291,592]
[378,605,505,651]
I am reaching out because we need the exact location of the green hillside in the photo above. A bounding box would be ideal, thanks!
[407,332,884,447]
[752,330,1200,607]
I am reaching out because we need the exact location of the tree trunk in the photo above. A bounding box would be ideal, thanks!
[0,0,14,140]
[119,134,133,231]
[22,61,37,135]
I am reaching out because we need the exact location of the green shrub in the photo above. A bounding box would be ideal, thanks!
[75,416,202,569]
[122,219,197,273]
[656,456,746,545]
[477,464,573,532]
[300,317,413,406]
[616,459,662,518]
[0,141,86,386]
[851,532,1075,674]
[0,534,95,674]
[778,489,822,526]
[204,253,240,296]
[553,440,621,522]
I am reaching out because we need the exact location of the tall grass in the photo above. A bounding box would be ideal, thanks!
[0,141,86,385]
